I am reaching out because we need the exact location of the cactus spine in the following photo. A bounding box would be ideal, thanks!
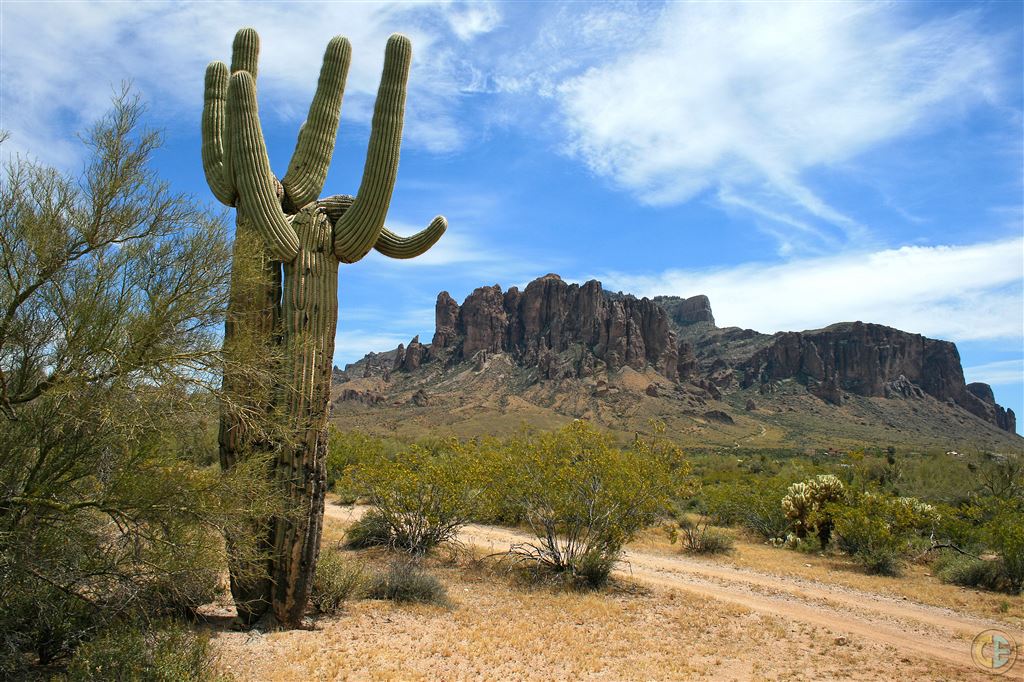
[203,28,446,627]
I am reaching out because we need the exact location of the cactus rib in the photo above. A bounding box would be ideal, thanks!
[283,36,352,211]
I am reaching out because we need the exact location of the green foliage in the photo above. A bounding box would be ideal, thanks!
[344,510,394,550]
[492,421,690,588]
[982,498,1024,594]
[63,620,220,682]
[0,91,281,673]
[310,547,367,614]
[676,515,734,555]
[933,553,1006,591]
[702,478,792,541]
[366,560,449,605]
[326,429,395,500]
[831,492,937,576]
[344,439,486,554]
[970,453,1023,501]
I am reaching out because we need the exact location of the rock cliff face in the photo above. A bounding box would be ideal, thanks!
[429,274,686,380]
[968,382,1017,433]
[654,294,716,327]
[355,275,1016,435]
[738,322,1016,433]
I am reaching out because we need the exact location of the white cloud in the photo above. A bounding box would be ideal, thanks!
[553,3,1003,248]
[600,237,1024,343]
[963,359,1024,387]
[0,1,498,167]
[445,1,502,42]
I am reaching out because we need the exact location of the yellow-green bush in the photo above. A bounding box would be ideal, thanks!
[63,621,220,682]
[343,439,486,554]
[490,421,690,587]
[831,492,937,575]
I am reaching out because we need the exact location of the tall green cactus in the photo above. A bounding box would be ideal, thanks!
[203,28,446,627]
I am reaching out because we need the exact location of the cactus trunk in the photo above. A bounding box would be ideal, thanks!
[217,215,281,625]
[270,206,338,623]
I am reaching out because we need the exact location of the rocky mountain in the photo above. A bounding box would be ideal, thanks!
[331,274,1020,451]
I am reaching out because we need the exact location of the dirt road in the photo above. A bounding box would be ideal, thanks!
[326,505,1023,678]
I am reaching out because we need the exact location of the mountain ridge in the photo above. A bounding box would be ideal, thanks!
[331,274,1020,450]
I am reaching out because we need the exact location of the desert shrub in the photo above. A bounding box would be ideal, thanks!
[982,498,1024,594]
[311,548,367,614]
[344,510,395,550]
[343,440,485,554]
[832,493,937,576]
[782,475,845,548]
[64,620,218,682]
[366,560,449,605]
[934,553,1005,591]
[0,92,282,675]
[493,421,690,588]
[677,516,734,555]
[703,479,792,541]
[326,429,394,500]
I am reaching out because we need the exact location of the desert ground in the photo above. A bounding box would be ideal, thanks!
[203,503,1023,681]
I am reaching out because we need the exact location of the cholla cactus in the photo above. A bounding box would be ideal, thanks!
[782,482,814,536]
[782,475,845,547]
[204,29,446,626]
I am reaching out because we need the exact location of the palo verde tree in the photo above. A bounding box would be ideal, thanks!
[0,89,280,675]
[202,29,446,626]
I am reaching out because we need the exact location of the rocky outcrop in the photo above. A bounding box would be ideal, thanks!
[430,291,461,351]
[968,382,1017,433]
[394,335,426,372]
[333,388,385,405]
[739,322,1015,433]
[655,294,716,326]
[436,274,689,381]
[460,285,508,357]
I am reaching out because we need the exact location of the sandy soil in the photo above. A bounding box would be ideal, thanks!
[206,505,1023,681]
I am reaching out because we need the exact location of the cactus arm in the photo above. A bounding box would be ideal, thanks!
[228,71,300,262]
[373,216,447,259]
[282,37,352,211]
[319,195,445,259]
[202,61,236,206]
[333,34,412,264]
[231,27,260,79]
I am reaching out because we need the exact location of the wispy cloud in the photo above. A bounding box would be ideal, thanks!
[334,330,409,367]
[0,1,501,166]
[963,359,1024,387]
[546,3,1004,251]
[601,237,1024,343]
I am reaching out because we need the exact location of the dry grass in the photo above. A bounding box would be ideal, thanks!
[208,550,969,681]
[630,525,1024,628]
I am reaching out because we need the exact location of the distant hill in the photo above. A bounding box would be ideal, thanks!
[331,273,1021,452]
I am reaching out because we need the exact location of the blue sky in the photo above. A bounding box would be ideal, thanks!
[3,1,1022,431]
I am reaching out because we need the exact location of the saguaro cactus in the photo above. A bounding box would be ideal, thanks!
[203,28,446,626]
